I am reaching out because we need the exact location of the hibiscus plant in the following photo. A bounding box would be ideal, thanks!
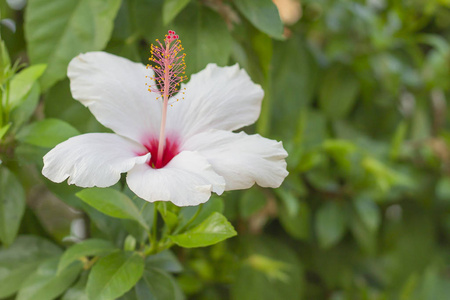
[0,1,291,298]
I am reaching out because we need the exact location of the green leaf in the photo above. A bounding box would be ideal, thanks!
[16,258,83,300]
[0,40,11,81]
[271,38,319,139]
[132,0,162,41]
[232,236,303,300]
[350,210,376,254]
[319,64,360,119]
[135,268,184,300]
[58,239,116,274]
[169,212,237,248]
[86,251,145,300]
[62,272,89,300]
[76,188,150,230]
[0,123,11,140]
[172,4,232,75]
[315,202,348,249]
[8,64,46,110]
[239,187,267,219]
[145,250,183,273]
[24,0,122,90]
[436,177,450,202]
[44,79,105,134]
[0,236,61,298]
[353,197,380,233]
[14,143,49,166]
[0,166,26,246]
[158,204,179,231]
[0,236,62,268]
[278,190,310,241]
[390,121,408,160]
[178,196,224,229]
[232,0,284,40]
[0,262,41,298]
[163,0,190,25]
[9,82,41,132]
[323,139,357,171]
[362,156,413,192]
[16,118,80,148]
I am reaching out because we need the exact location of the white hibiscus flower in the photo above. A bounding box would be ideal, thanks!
[42,33,288,207]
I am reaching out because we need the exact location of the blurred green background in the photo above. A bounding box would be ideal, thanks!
[1,0,450,299]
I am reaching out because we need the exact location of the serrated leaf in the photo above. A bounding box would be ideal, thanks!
[58,239,116,274]
[315,202,348,249]
[0,166,26,246]
[232,0,284,40]
[169,212,237,248]
[16,118,80,148]
[8,64,46,110]
[86,251,145,300]
[163,0,190,25]
[24,0,121,90]
[76,188,149,230]
[16,258,83,300]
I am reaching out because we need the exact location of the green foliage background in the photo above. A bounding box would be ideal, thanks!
[1,0,450,299]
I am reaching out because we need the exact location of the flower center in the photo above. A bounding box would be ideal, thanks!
[144,137,180,169]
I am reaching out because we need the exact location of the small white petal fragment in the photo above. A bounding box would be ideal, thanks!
[43,133,149,188]
[126,151,225,207]
[68,52,161,143]
[183,130,288,190]
[167,64,263,139]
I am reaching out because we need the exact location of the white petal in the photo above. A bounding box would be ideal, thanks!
[126,151,225,206]
[166,64,263,140]
[183,130,288,190]
[43,133,150,188]
[68,52,161,143]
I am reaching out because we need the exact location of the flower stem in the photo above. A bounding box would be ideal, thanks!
[151,202,158,246]
[83,256,99,270]
[173,203,203,235]
[156,43,170,168]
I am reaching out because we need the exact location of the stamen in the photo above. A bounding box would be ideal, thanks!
[146,30,187,168]
[146,31,187,99]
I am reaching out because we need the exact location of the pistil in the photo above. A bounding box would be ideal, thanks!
[156,42,170,168]
[146,30,187,168]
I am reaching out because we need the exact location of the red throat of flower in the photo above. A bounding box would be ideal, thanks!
[143,138,180,169]
[145,30,187,168]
